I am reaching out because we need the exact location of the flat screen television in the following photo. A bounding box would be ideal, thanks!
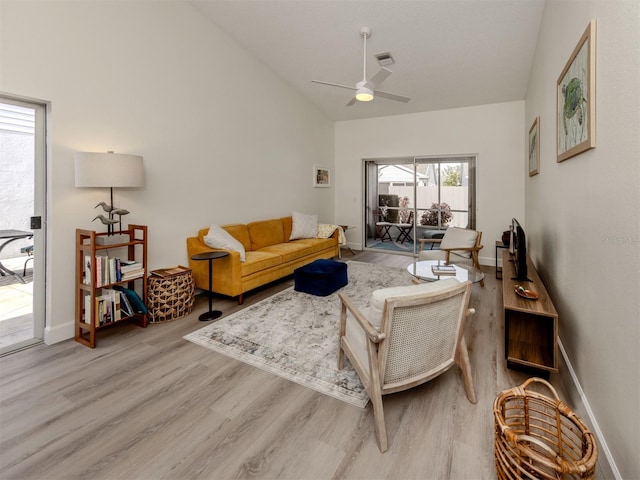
[511,218,529,281]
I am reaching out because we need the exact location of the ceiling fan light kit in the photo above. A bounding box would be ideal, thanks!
[355,82,374,102]
[311,26,410,106]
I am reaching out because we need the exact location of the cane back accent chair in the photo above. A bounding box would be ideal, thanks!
[337,278,477,452]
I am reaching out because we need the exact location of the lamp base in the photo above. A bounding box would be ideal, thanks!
[96,234,129,245]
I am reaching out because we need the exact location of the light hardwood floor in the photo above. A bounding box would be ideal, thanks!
[0,252,574,479]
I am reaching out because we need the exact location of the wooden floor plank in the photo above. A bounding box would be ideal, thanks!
[0,252,589,479]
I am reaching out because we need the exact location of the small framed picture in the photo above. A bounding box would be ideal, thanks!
[313,165,330,188]
[529,116,540,176]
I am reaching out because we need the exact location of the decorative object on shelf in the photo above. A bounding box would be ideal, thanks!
[313,165,330,187]
[557,19,596,162]
[75,151,145,240]
[528,116,540,176]
[514,285,539,300]
[501,230,511,246]
[420,202,453,227]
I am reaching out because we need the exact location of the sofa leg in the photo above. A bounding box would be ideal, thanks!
[237,294,244,305]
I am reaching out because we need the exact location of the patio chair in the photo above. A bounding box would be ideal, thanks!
[338,278,477,452]
[373,209,392,242]
[395,210,414,244]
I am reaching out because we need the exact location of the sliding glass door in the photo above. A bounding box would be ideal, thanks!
[0,96,47,355]
[364,155,476,255]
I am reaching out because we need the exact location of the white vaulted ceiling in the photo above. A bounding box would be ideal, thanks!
[190,0,545,122]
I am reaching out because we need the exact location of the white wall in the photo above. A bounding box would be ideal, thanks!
[525,2,640,478]
[334,101,526,264]
[0,1,334,343]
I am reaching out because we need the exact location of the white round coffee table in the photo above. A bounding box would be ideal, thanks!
[407,260,485,283]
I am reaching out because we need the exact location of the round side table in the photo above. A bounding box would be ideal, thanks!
[190,251,229,321]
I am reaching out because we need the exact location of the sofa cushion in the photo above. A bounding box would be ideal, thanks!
[204,224,247,261]
[259,242,314,263]
[281,216,293,241]
[240,250,283,277]
[222,224,252,251]
[293,237,336,253]
[248,219,285,250]
[290,211,318,240]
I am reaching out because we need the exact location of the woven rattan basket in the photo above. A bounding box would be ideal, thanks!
[494,378,597,479]
[147,267,195,323]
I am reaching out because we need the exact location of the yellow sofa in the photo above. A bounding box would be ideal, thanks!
[186,216,339,304]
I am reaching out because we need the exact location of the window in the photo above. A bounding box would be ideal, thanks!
[364,155,476,255]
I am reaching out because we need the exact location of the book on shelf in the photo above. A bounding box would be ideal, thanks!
[113,285,148,314]
[119,291,134,317]
[431,264,457,275]
[121,269,145,281]
[84,255,144,286]
[150,265,191,277]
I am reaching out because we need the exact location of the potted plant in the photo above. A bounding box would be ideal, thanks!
[420,202,453,226]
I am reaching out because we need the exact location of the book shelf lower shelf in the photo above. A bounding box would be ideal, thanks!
[75,314,147,348]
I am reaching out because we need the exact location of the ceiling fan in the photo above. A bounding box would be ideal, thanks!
[312,26,411,106]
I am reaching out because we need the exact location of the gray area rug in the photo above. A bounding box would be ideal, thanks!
[184,260,413,408]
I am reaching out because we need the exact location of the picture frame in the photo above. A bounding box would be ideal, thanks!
[313,165,330,188]
[528,116,540,176]
[557,19,596,162]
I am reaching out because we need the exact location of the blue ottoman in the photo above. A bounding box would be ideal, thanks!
[294,259,348,296]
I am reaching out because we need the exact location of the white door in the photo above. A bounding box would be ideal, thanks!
[0,95,47,354]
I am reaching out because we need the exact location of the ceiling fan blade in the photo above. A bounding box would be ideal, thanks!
[366,67,392,89]
[311,80,356,91]
[374,89,411,103]
[346,96,357,107]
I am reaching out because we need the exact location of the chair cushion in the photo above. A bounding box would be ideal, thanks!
[345,278,461,371]
[368,278,461,330]
[440,227,478,258]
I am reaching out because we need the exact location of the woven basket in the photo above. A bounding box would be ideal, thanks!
[147,268,195,323]
[494,378,597,479]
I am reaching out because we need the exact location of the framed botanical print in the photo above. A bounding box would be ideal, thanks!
[557,19,596,162]
[313,165,330,187]
[529,116,540,176]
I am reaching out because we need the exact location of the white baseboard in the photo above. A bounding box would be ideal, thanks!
[44,320,74,345]
[557,338,621,479]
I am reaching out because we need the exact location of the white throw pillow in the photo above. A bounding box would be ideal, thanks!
[290,211,318,240]
[204,224,246,261]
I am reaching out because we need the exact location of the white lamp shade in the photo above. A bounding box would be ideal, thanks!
[75,152,145,188]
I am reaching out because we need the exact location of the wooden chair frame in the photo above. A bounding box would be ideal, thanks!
[338,281,477,452]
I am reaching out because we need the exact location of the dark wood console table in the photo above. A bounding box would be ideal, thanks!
[502,251,558,373]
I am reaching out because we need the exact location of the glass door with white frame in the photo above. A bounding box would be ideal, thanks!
[0,96,47,354]
[364,156,476,256]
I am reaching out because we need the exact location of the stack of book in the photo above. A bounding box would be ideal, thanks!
[431,264,456,276]
[120,260,144,281]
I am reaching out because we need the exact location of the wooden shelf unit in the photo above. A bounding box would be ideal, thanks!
[75,225,148,348]
[502,250,558,373]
